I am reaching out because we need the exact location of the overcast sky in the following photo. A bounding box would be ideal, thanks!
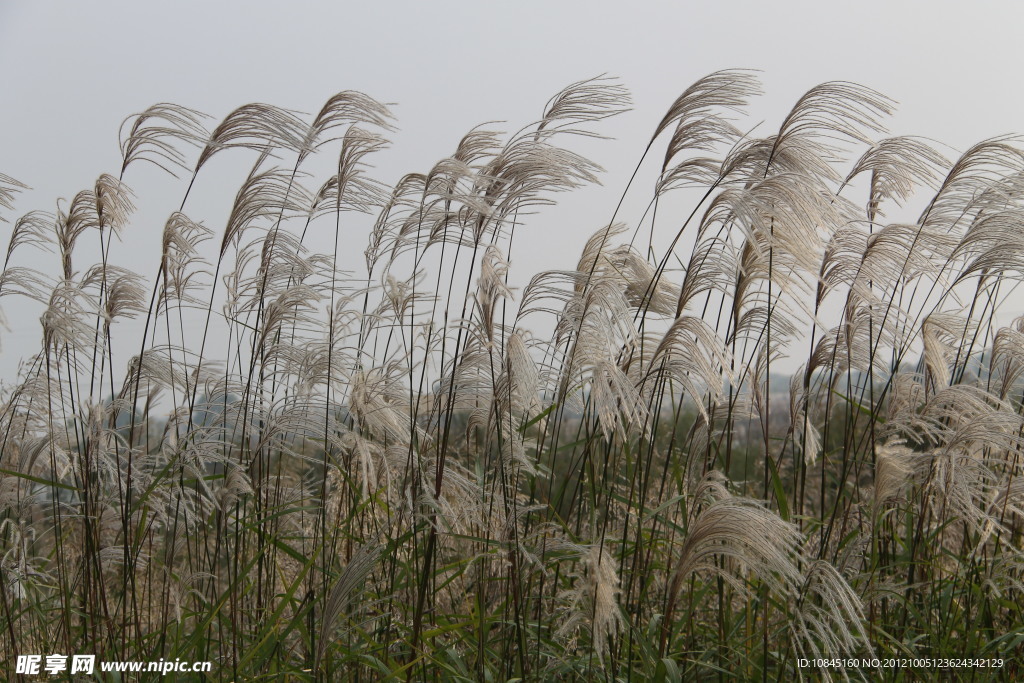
[2,1,1023,379]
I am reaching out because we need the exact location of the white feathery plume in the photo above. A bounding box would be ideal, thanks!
[789,367,821,466]
[119,103,210,176]
[553,541,624,662]
[0,173,29,219]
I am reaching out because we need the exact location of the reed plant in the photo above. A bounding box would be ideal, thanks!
[2,71,1023,680]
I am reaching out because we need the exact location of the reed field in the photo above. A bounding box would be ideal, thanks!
[1,71,1023,680]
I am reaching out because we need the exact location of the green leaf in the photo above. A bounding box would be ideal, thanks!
[654,657,682,683]
[831,388,881,421]
[0,467,77,491]
[766,455,790,522]
[237,547,322,670]
[517,402,557,433]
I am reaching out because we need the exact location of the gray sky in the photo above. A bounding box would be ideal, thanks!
[2,0,1024,379]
